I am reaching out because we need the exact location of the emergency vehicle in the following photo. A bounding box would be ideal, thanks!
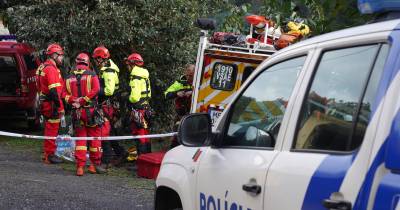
[191,17,278,125]
[0,35,41,129]
[155,1,400,210]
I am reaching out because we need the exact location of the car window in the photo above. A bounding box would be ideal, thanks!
[293,44,388,152]
[223,56,306,148]
[24,54,38,71]
[0,55,17,67]
[352,44,389,148]
[0,55,19,96]
[0,55,18,72]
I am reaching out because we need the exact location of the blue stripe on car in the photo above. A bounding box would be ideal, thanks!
[301,155,354,210]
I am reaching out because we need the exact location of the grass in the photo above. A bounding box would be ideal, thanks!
[0,135,155,189]
[0,136,42,153]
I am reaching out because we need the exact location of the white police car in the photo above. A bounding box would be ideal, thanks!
[155,1,400,210]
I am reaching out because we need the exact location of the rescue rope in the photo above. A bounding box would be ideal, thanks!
[0,131,177,141]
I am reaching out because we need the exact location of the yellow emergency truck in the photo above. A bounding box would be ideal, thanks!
[191,18,278,125]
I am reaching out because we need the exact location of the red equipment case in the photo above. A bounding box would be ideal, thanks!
[137,152,166,179]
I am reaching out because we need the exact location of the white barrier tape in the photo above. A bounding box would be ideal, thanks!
[0,131,177,141]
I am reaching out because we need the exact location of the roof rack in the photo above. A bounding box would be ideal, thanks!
[206,42,276,57]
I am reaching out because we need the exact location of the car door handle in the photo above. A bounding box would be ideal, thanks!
[242,183,261,195]
[323,198,352,210]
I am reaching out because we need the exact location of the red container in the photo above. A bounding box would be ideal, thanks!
[137,152,166,179]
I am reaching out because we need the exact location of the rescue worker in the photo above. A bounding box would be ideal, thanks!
[164,64,194,148]
[36,43,65,164]
[92,46,127,167]
[164,64,195,117]
[126,53,152,154]
[64,53,106,176]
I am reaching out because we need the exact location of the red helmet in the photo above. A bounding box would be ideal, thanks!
[92,46,110,59]
[75,53,90,66]
[46,43,64,55]
[127,53,144,66]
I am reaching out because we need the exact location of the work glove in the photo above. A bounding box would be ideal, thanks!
[72,98,82,109]
[177,91,185,97]
[72,102,81,109]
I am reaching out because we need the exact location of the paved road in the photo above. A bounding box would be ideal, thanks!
[0,123,155,210]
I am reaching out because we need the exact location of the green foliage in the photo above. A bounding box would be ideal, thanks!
[5,0,224,133]
[219,0,374,36]
[218,3,252,33]
[296,0,373,35]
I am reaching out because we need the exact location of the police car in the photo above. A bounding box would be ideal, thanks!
[155,1,400,210]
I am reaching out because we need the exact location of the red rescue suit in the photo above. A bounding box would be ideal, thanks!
[36,59,65,159]
[64,65,102,167]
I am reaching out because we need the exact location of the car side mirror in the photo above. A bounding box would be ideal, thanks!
[178,113,211,147]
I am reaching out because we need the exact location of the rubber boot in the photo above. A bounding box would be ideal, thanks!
[76,166,84,176]
[43,154,63,164]
[88,164,107,174]
[112,151,129,167]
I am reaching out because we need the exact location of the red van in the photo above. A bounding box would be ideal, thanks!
[0,37,41,129]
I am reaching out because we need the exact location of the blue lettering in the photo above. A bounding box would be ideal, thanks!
[199,192,251,210]
[230,202,237,210]
[207,195,217,210]
[200,193,206,210]
[224,190,229,210]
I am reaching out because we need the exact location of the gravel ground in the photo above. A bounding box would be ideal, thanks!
[0,122,155,210]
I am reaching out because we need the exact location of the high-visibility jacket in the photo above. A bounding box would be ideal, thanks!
[64,65,100,107]
[99,59,119,98]
[164,75,192,116]
[129,66,151,108]
[164,75,192,99]
[36,59,65,116]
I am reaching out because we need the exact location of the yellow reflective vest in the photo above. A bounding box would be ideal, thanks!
[129,66,151,107]
[164,75,192,99]
[99,59,119,97]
